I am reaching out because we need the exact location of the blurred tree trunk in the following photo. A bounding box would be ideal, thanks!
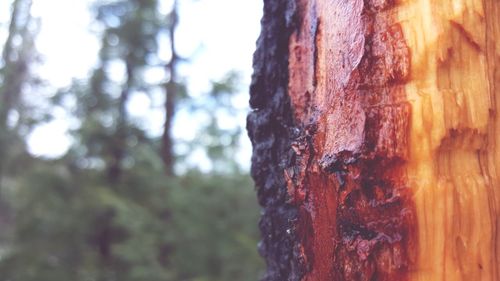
[248,0,500,280]
[108,60,133,182]
[161,0,178,176]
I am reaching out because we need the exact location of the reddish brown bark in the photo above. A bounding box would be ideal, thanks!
[249,0,416,280]
[286,0,416,280]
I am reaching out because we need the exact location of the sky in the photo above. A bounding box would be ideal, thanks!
[1,0,263,168]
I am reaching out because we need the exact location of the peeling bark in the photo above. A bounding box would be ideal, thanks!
[249,0,500,280]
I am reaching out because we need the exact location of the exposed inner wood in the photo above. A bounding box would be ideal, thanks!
[286,0,499,280]
[398,0,499,279]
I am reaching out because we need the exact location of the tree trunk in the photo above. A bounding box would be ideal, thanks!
[161,0,179,176]
[248,0,499,280]
[108,60,133,182]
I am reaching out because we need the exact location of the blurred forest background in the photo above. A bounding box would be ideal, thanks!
[0,0,264,280]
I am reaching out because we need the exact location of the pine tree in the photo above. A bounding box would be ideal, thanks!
[0,0,38,185]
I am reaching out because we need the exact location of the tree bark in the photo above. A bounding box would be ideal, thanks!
[248,0,499,280]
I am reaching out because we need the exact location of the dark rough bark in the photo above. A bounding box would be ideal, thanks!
[247,0,301,280]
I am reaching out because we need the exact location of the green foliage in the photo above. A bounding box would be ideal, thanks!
[0,160,263,281]
[167,172,263,281]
